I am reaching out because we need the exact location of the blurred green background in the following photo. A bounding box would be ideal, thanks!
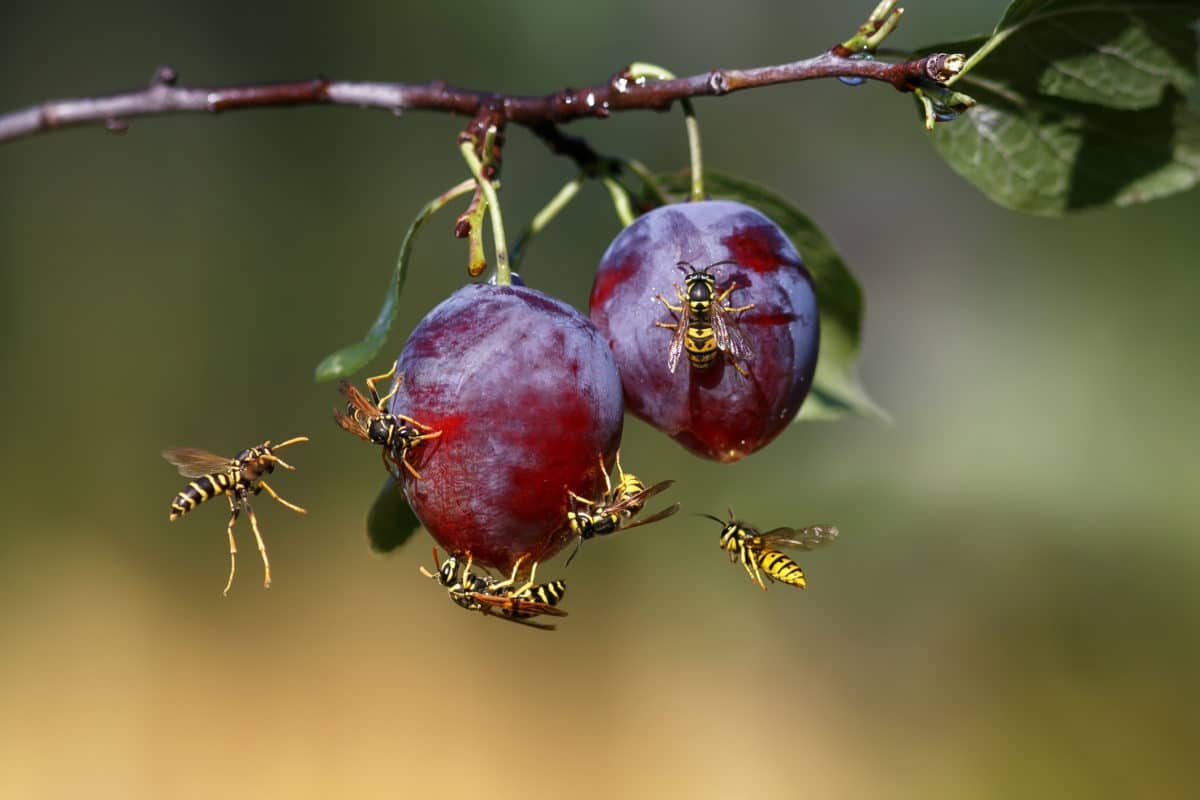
[2,1,1198,797]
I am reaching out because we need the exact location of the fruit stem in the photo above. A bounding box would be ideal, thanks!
[460,185,489,276]
[511,174,584,269]
[620,157,668,208]
[629,62,704,202]
[460,126,511,285]
[601,176,636,227]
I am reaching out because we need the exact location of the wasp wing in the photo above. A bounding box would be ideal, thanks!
[338,380,384,418]
[755,525,839,551]
[162,448,235,478]
[656,299,690,374]
[618,502,681,531]
[476,606,558,631]
[470,592,569,617]
[332,407,373,442]
[710,302,756,364]
[607,479,675,516]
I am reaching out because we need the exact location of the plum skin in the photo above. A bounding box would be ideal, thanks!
[388,283,624,573]
[590,200,818,462]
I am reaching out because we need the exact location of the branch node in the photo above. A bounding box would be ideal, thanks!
[151,65,178,87]
[924,53,966,83]
[609,67,634,95]
[707,71,729,95]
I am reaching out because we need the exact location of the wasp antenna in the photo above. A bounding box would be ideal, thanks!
[272,436,309,451]
[705,259,739,271]
[698,513,726,524]
[565,538,583,568]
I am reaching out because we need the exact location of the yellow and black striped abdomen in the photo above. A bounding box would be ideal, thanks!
[169,471,238,520]
[758,549,807,588]
[520,580,567,609]
[685,323,719,369]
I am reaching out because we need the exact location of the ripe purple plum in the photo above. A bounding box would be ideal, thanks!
[590,201,818,462]
[389,283,624,573]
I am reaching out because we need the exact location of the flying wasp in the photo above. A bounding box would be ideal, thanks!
[565,452,679,565]
[333,359,442,480]
[654,259,756,377]
[163,436,308,595]
[420,549,567,631]
[704,509,838,591]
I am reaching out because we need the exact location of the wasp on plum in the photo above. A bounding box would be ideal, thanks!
[654,259,756,377]
[420,549,567,631]
[163,436,308,595]
[333,359,442,480]
[565,452,679,566]
[705,509,838,591]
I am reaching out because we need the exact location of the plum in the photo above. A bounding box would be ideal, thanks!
[590,200,818,462]
[388,283,624,573]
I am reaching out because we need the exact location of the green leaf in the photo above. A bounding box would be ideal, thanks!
[655,171,886,422]
[365,476,423,554]
[959,0,1198,111]
[917,3,1200,214]
[314,179,476,382]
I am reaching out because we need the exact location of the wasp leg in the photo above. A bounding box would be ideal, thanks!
[399,454,423,481]
[223,497,240,597]
[397,431,442,481]
[243,500,272,590]
[262,437,309,469]
[714,281,751,308]
[726,354,751,378]
[747,553,768,592]
[600,453,615,498]
[567,489,599,508]
[410,431,443,446]
[654,292,685,315]
[511,559,539,598]
[381,448,404,481]
[396,415,441,435]
[490,554,529,594]
[257,480,307,515]
[365,359,400,407]
[260,453,297,471]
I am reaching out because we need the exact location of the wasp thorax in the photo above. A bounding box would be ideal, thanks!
[367,418,392,445]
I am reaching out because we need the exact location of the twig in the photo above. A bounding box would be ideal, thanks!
[0,52,960,148]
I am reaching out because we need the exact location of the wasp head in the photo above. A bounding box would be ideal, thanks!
[438,554,461,587]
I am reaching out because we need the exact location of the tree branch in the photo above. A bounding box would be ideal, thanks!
[0,51,960,148]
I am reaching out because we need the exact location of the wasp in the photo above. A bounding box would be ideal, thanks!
[565,452,679,565]
[163,436,308,595]
[420,549,567,631]
[333,359,442,480]
[654,259,756,377]
[704,509,838,591]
